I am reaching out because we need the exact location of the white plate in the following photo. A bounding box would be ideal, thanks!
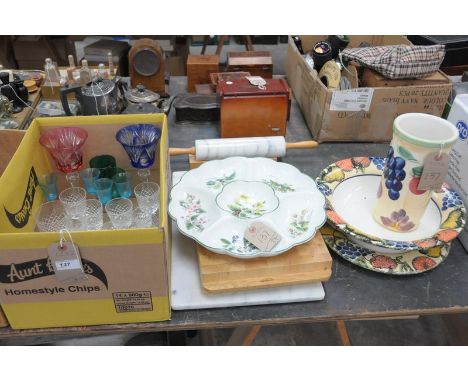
[169,157,326,259]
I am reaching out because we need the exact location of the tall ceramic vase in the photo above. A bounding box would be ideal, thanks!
[373,113,459,232]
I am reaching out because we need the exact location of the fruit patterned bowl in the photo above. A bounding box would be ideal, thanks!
[316,157,466,254]
[320,225,451,275]
[169,157,326,259]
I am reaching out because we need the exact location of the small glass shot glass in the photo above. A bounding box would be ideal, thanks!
[59,187,87,219]
[134,182,160,215]
[85,199,103,230]
[113,171,132,199]
[133,207,152,228]
[38,173,58,201]
[80,168,100,194]
[95,178,114,205]
[105,198,133,229]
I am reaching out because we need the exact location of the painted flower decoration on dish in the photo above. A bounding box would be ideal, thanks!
[380,209,415,232]
[227,194,266,219]
[220,235,259,255]
[316,157,466,252]
[206,171,236,190]
[262,179,295,193]
[289,209,311,238]
[179,193,207,232]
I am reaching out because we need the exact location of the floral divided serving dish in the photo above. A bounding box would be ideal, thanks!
[316,157,466,253]
[169,157,326,258]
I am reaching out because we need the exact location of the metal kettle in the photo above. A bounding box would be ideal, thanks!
[60,77,126,116]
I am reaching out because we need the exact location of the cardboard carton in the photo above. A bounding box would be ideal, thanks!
[447,94,468,251]
[0,114,171,329]
[286,35,452,142]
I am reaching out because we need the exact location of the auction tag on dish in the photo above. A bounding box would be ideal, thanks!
[244,222,282,252]
[417,152,450,191]
[48,242,87,283]
[330,88,374,112]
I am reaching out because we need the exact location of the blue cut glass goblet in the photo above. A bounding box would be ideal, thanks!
[115,124,162,169]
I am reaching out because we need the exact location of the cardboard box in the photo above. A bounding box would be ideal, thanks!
[0,129,26,327]
[0,114,171,329]
[362,68,451,88]
[447,94,468,251]
[286,35,453,142]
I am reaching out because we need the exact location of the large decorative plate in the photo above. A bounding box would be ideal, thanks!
[320,225,450,275]
[316,157,466,253]
[169,157,326,259]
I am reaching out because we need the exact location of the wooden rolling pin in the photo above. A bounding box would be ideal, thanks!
[169,136,318,161]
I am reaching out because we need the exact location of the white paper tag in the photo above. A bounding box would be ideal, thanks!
[48,242,87,283]
[246,76,267,89]
[330,88,374,111]
[418,152,450,191]
[244,222,282,252]
[55,259,82,271]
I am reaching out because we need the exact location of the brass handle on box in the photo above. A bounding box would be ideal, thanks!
[169,147,196,156]
[285,140,319,150]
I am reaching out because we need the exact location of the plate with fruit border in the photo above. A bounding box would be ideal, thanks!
[169,157,327,259]
[320,225,450,275]
[316,156,466,253]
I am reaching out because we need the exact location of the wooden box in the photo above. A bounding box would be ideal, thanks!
[187,54,219,92]
[209,71,251,90]
[218,78,290,138]
[227,51,273,78]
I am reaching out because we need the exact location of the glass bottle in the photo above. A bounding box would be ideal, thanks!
[79,59,92,85]
[108,52,114,78]
[98,63,109,79]
[68,54,76,70]
[44,58,60,85]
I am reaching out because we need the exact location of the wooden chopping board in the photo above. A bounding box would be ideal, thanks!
[197,231,332,293]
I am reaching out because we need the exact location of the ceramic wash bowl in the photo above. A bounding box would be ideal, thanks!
[169,157,326,258]
[316,157,466,254]
[320,225,450,275]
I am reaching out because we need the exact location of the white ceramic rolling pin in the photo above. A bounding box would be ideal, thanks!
[169,136,318,160]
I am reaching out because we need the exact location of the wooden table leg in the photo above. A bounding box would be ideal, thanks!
[244,35,254,51]
[336,320,351,346]
[226,325,262,346]
[215,36,228,56]
[200,35,210,55]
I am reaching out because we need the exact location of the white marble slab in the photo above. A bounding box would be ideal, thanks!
[170,171,325,310]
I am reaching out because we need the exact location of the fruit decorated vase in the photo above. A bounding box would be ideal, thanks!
[373,113,459,232]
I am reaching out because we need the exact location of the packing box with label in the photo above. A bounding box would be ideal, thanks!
[0,114,171,329]
[0,130,25,327]
[447,94,468,251]
[286,35,453,142]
